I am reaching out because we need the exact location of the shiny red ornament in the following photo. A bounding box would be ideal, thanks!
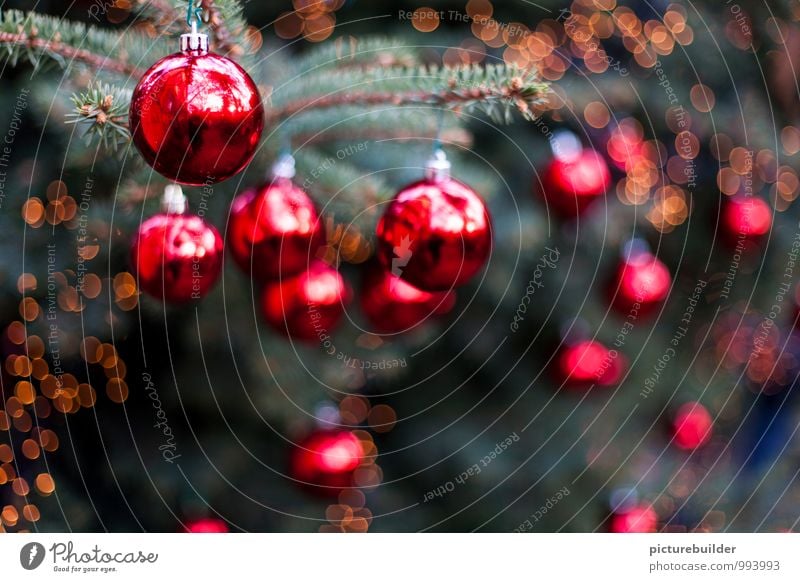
[721,196,772,244]
[184,518,229,533]
[376,152,491,292]
[131,199,223,304]
[556,340,626,388]
[611,252,671,316]
[671,401,712,450]
[129,34,264,185]
[609,505,658,533]
[289,430,364,495]
[539,149,611,218]
[360,263,456,334]
[228,177,324,282]
[261,261,351,342]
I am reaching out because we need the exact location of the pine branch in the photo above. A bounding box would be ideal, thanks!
[293,37,423,75]
[280,106,472,149]
[131,0,184,34]
[66,83,132,151]
[268,64,549,125]
[0,9,159,77]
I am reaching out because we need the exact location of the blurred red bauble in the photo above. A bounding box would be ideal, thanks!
[228,177,324,282]
[611,251,671,316]
[556,340,626,388]
[539,149,611,219]
[131,190,223,304]
[261,261,351,341]
[721,196,772,245]
[289,430,364,495]
[184,518,229,533]
[376,151,491,292]
[609,505,658,533]
[360,263,456,334]
[671,401,712,450]
[129,34,263,185]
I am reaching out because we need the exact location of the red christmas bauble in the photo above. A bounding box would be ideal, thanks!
[289,430,364,495]
[184,518,229,533]
[228,178,324,281]
[611,252,671,315]
[261,261,351,341]
[609,505,658,533]
[129,41,264,185]
[539,150,611,218]
[671,401,712,450]
[131,212,224,304]
[721,196,772,244]
[360,263,456,334]
[556,340,626,388]
[376,173,491,292]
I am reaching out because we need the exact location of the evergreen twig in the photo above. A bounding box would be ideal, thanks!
[0,9,159,76]
[66,83,132,151]
[268,64,548,125]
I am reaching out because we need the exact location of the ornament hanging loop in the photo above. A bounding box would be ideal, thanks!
[186,0,204,28]
[181,0,209,53]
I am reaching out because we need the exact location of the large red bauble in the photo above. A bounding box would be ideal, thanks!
[360,263,456,334]
[611,252,671,316]
[539,150,611,218]
[555,339,626,388]
[289,430,364,495]
[184,518,229,533]
[376,177,491,292]
[671,402,712,450]
[721,196,772,244]
[228,178,324,281]
[129,48,264,185]
[261,262,351,341]
[131,213,224,303]
[609,505,658,533]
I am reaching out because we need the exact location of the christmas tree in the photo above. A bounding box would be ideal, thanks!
[0,0,799,533]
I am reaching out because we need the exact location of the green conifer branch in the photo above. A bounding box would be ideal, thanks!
[292,37,423,75]
[0,9,162,77]
[268,64,548,125]
[280,107,472,149]
[66,83,132,151]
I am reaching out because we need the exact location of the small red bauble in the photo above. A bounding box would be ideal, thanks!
[376,151,491,292]
[671,401,712,450]
[184,518,229,533]
[131,188,223,304]
[129,33,264,185]
[261,261,351,341]
[289,430,364,495]
[611,251,671,316]
[721,196,772,244]
[609,505,658,533]
[539,149,611,218]
[228,177,324,282]
[360,263,456,334]
[556,340,626,388]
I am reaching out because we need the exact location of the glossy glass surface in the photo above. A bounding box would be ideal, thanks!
[131,213,224,303]
[129,50,264,185]
[261,261,351,342]
[228,178,324,281]
[360,262,456,334]
[376,177,492,292]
